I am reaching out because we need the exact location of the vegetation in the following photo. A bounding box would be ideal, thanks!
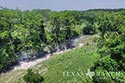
[1,7,125,83]
[0,8,99,72]
[91,9,125,83]
[23,69,44,83]
[42,43,98,83]
[0,40,98,83]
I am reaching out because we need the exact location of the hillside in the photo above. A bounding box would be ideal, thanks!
[1,8,125,83]
[0,36,99,83]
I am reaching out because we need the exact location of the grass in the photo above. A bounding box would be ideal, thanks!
[0,70,25,83]
[41,43,99,83]
[0,36,99,83]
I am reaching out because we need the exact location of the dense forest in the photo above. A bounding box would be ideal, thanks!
[0,8,97,72]
[1,8,125,82]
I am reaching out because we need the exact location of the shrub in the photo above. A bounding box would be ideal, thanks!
[93,70,125,83]
[83,24,97,35]
[23,69,44,83]
[93,56,119,71]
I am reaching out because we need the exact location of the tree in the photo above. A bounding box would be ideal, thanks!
[92,10,125,83]
[39,20,46,43]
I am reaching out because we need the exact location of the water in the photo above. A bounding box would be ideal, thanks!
[17,35,92,62]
